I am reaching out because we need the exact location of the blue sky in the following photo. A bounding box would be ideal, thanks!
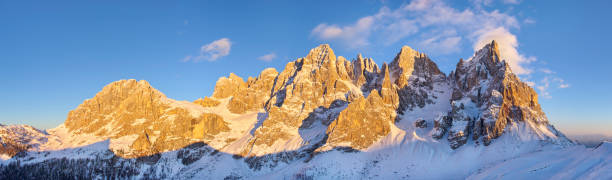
[0,0,610,136]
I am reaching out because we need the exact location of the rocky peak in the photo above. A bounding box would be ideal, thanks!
[212,73,247,99]
[389,46,444,88]
[442,40,568,149]
[64,79,167,134]
[305,44,337,65]
[385,46,446,114]
[0,125,48,158]
[62,79,230,157]
[351,54,379,87]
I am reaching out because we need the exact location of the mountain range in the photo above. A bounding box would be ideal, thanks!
[1,41,610,179]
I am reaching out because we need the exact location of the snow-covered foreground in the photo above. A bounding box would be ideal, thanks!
[468,142,612,180]
[2,131,610,179]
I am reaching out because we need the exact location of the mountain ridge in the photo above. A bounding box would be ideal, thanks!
[1,41,596,179]
[2,41,569,156]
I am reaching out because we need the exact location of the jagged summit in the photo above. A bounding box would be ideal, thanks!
[305,44,336,64]
[442,40,569,148]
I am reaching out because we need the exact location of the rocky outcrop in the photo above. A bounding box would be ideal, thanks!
[212,73,247,99]
[0,125,48,158]
[193,97,220,107]
[226,68,278,114]
[414,119,427,128]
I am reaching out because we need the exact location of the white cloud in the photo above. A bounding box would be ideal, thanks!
[257,53,277,62]
[183,38,232,62]
[311,16,374,48]
[419,29,462,54]
[503,0,520,4]
[524,18,536,24]
[540,68,554,74]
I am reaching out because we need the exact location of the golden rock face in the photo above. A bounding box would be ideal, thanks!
[212,73,247,99]
[245,45,362,151]
[64,79,229,157]
[326,90,396,149]
[226,68,278,114]
[64,79,167,136]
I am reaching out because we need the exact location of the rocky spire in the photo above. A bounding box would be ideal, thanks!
[305,44,336,65]
[352,53,379,85]
[442,40,568,149]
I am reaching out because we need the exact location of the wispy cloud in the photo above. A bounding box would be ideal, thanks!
[257,53,277,62]
[540,68,554,74]
[524,18,536,24]
[537,77,552,98]
[183,38,232,62]
[535,75,571,98]
[554,77,571,88]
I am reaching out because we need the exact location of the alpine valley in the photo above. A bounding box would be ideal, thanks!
[1,41,610,179]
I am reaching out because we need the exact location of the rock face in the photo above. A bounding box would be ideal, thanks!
[414,119,427,128]
[193,97,220,107]
[211,68,279,114]
[63,79,230,157]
